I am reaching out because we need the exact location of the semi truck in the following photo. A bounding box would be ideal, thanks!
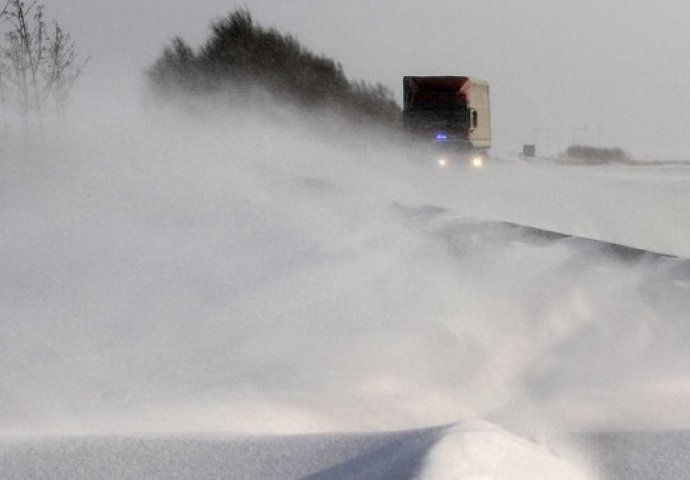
[403,76,491,167]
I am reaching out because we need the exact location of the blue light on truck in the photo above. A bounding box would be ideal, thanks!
[435,133,449,142]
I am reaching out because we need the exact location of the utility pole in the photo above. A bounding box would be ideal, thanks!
[571,127,590,145]
[534,128,553,155]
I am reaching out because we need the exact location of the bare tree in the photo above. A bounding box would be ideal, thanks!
[0,0,12,135]
[0,0,87,124]
[2,1,46,114]
[44,22,88,114]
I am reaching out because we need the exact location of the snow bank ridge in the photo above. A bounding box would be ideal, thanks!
[419,421,595,480]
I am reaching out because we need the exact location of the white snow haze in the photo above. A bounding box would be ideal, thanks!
[2,1,690,479]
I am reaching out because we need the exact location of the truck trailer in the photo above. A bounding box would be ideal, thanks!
[403,76,491,167]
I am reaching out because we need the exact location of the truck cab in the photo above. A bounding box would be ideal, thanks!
[403,76,491,166]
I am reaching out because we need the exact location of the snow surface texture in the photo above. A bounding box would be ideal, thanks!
[0,423,596,480]
[0,426,444,480]
[2,424,689,479]
[2,102,690,478]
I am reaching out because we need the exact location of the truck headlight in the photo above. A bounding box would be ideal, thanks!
[437,157,449,168]
[471,156,485,168]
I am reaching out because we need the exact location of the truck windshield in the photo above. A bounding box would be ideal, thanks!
[407,87,465,111]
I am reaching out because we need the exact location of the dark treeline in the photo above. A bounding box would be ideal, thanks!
[147,9,401,125]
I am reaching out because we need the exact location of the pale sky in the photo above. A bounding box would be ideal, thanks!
[48,0,690,158]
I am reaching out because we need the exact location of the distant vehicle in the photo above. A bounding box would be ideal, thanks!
[403,76,491,168]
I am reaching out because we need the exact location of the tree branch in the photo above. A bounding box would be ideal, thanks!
[0,0,11,18]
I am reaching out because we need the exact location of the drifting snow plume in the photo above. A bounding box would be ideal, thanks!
[1,96,690,440]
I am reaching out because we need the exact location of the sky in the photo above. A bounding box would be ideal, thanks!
[40,0,690,157]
